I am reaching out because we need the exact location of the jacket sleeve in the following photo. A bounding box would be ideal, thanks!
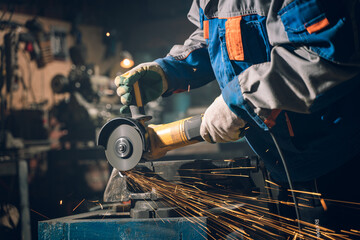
[155,0,215,96]
[222,0,360,129]
[225,46,360,116]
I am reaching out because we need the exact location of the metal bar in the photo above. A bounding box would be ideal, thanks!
[18,159,31,240]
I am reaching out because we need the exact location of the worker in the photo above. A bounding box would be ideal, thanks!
[115,0,360,233]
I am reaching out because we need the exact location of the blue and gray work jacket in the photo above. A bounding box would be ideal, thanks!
[155,0,360,183]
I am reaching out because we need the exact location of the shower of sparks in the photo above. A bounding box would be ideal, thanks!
[124,170,356,240]
[339,229,360,238]
[179,167,256,171]
[265,179,280,187]
[322,199,360,206]
[88,200,104,210]
[224,159,236,162]
[181,172,249,178]
[72,198,85,212]
[30,209,50,220]
[287,189,322,197]
[320,199,328,211]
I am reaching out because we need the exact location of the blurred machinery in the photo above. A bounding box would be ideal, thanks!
[50,64,100,144]
[0,16,55,240]
[49,34,120,146]
[0,17,53,147]
[0,17,117,240]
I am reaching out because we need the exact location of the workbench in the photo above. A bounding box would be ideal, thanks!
[39,210,207,240]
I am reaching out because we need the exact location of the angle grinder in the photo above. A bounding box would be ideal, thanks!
[98,81,204,171]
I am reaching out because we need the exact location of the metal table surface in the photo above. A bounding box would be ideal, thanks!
[38,210,207,240]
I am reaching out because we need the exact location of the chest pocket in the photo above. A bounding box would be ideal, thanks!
[204,15,271,88]
[212,26,236,88]
[225,15,271,75]
[278,0,358,63]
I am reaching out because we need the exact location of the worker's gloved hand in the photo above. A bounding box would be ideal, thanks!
[114,62,168,113]
[200,95,247,143]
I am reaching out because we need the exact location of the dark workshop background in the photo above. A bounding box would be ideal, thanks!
[0,0,226,239]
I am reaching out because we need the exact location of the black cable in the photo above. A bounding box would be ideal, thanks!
[269,131,302,232]
[0,46,5,149]
[19,66,28,107]
[7,5,14,24]
[0,46,4,91]
[0,0,10,23]
[0,9,7,22]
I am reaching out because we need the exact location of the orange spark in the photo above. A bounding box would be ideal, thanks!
[72,198,85,212]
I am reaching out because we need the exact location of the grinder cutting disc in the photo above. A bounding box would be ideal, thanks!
[105,124,143,171]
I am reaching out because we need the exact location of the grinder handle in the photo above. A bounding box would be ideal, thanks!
[129,81,152,122]
[145,115,204,160]
[184,115,204,142]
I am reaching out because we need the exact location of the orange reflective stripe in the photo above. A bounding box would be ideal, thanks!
[225,16,244,61]
[264,109,282,128]
[203,20,209,39]
[306,17,330,34]
[284,112,295,137]
[173,89,186,94]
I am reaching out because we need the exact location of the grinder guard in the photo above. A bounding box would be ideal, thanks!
[98,117,147,171]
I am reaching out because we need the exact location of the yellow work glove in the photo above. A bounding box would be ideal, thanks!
[114,62,168,113]
[200,95,247,143]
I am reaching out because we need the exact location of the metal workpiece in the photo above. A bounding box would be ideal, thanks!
[103,170,131,202]
[103,168,158,203]
[130,201,178,219]
[130,188,157,200]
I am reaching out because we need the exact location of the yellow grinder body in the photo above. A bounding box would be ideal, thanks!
[98,115,203,171]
